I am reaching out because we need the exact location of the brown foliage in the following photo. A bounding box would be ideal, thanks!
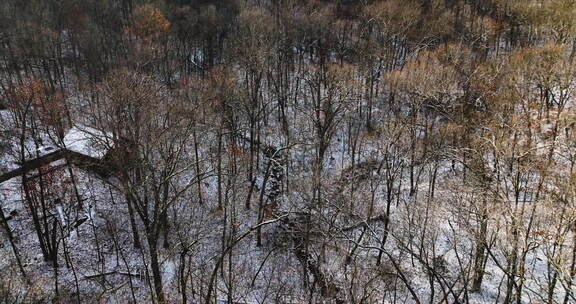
[130,4,170,39]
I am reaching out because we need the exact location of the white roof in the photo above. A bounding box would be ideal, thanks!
[63,125,111,158]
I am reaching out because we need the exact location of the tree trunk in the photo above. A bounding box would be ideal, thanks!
[148,233,165,303]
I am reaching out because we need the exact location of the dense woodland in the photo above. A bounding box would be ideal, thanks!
[1,0,576,303]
